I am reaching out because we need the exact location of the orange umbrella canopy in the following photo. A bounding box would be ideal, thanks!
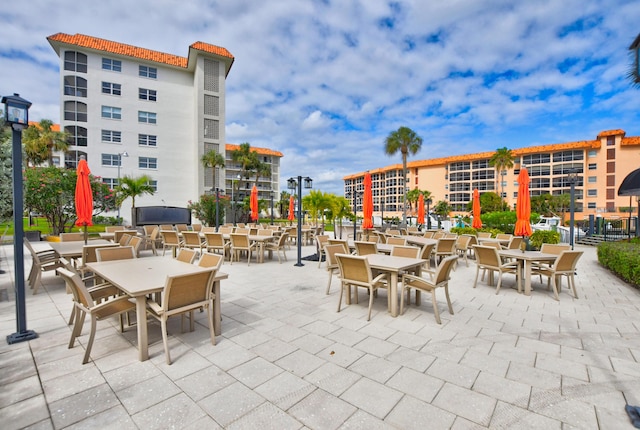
[288,195,295,221]
[250,185,259,221]
[362,172,373,229]
[417,193,425,225]
[472,189,483,229]
[74,158,93,227]
[514,167,533,236]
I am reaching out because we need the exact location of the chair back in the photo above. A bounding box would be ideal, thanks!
[60,232,85,242]
[175,224,189,232]
[249,228,258,236]
[433,255,458,285]
[436,238,457,253]
[149,227,160,241]
[57,268,94,309]
[218,226,233,234]
[387,229,401,236]
[477,232,492,238]
[540,243,571,255]
[335,254,373,286]
[553,250,583,272]
[496,233,513,241]
[420,243,436,261]
[275,232,289,247]
[204,232,225,247]
[182,231,202,247]
[198,252,223,270]
[176,248,197,263]
[355,241,377,256]
[456,235,472,250]
[128,236,143,255]
[433,232,445,239]
[235,228,250,235]
[257,229,273,236]
[422,231,434,239]
[466,235,478,247]
[483,240,502,250]
[324,244,345,270]
[114,230,137,244]
[162,230,181,246]
[391,245,421,258]
[386,237,406,246]
[82,243,119,265]
[202,226,216,233]
[507,236,524,249]
[473,245,501,268]
[104,226,122,233]
[328,239,350,254]
[96,246,135,261]
[162,270,216,313]
[118,233,133,246]
[160,224,174,231]
[191,224,202,232]
[236,223,246,228]
[230,233,250,247]
[143,225,157,236]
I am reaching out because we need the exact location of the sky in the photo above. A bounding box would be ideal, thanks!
[1,0,639,195]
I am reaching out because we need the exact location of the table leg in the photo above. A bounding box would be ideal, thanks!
[390,272,399,317]
[213,280,221,335]
[135,296,149,361]
[415,265,422,306]
[524,260,532,296]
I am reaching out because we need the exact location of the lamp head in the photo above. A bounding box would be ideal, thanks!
[2,93,31,127]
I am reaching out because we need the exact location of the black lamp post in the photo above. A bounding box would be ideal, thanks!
[288,176,312,266]
[3,93,38,344]
[214,187,220,231]
[116,151,128,220]
[567,169,579,249]
[270,191,274,225]
[426,198,432,230]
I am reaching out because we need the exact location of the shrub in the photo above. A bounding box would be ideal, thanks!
[187,194,229,227]
[529,230,560,249]
[597,242,640,288]
[450,226,477,236]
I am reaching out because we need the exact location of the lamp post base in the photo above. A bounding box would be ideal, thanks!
[294,262,304,267]
[7,330,38,345]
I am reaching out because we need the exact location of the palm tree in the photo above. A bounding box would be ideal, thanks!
[116,175,155,210]
[406,188,421,214]
[201,150,225,192]
[22,119,69,166]
[489,147,514,210]
[384,126,423,224]
[303,190,331,227]
[231,142,260,180]
[328,194,351,239]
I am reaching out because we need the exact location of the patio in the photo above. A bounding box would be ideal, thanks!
[1,239,639,429]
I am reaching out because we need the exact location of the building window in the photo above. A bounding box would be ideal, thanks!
[607,162,615,173]
[139,65,157,79]
[64,51,87,73]
[552,150,583,162]
[102,58,122,72]
[139,88,157,101]
[607,175,615,187]
[606,189,615,199]
[139,157,157,169]
[607,136,615,146]
[588,163,597,170]
[138,134,157,147]
[65,126,88,146]
[588,150,597,157]
[607,148,615,160]
[522,153,551,165]
[64,76,87,97]
[138,111,157,124]
[101,106,122,120]
[147,180,158,191]
[587,189,597,197]
[102,178,118,189]
[102,82,122,96]
[64,101,87,122]
[64,151,87,169]
[588,176,597,183]
[587,202,596,209]
[101,130,122,143]
[101,154,121,167]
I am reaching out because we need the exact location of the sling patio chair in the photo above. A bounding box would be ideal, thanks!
[472,245,521,295]
[335,253,389,321]
[532,250,584,300]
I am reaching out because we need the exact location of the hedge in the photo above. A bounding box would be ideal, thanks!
[597,241,640,288]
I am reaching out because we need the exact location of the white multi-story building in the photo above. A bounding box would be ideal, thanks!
[47,33,234,223]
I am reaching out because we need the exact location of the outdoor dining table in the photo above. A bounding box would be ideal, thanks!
[222,234,276,263]
[364,254,426,317]
[498,249,558,296]
[86,257,228,361]
[49,239,113,259]
[479,237,510,247]
[401,235,437,247]
[346,240,393,254]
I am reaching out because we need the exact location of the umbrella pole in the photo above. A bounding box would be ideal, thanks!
[84,225,88,245]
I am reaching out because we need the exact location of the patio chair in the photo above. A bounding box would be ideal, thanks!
[96,246,136,262]
[455,235,473,267]
[128,236,143,257]
[60,232,85,242]
[204,232,230,259]
[113,230,137,244]
[230,233,256,265]
[387,229,401,236]
[265,232,289,263]
[386,237,407,246]
[146,270,217,364]
[57,268,136,364]
[182,231,204,253]
[159,224,174,231]
[142,225,157,236]
[198,252,224,270]
[257,229,273,236]
[104,226,122,233]
[77,243,120,281]
[201,226,217,233]
[328,239,350,254]
[191,224,202,232]
[141,226,160,256]
[496,233,513,241]
[503,236,524,250]
[422,231,435,239]
[420,243,436,277]
[354,241,377,256]
[175,224,189,233]
[434,238,457,265]
[315,234,329,268]
[24,238,65,295]
[324,244,345,295]
[400,255,458,324]
[176,248,198,264]
[432,232,445,239]
[335,253,389,321]
[161,230,183,256]
[477,232,492,239]
[472,245,520,294]
[532,250,583,300]
[391,245,421,258]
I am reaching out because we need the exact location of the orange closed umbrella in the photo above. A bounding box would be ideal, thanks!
[288,195,295,221]
[472,189,483,229]
[362,172,373,229]
[250,185,259,221]
[417,193,425,225]
[75,158,93,244]
[514,167,532,237]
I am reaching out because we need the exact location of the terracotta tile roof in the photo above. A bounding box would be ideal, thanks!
[47,33,233,68]
[225,144,283,157]
[28,121,60,131]
[622,136,640,146]
[597,129,625,138]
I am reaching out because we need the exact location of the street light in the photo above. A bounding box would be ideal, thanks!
[346,189,360,240]
[116,151,129,219]
[231,174,240,225]
[3,93,37,344]
[288,176,312,266]
[567,169,579,249]
[426,198,432,230]
[270,191,275,225]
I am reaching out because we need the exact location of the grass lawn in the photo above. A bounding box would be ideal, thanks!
[1,218,109,236]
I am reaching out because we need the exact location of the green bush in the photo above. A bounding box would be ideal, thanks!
[450,226,477,236]
[597,242,640,288]
[529,230,560,249]
[477,227,504,238]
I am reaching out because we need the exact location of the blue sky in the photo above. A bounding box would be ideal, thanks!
[1,0,639,194]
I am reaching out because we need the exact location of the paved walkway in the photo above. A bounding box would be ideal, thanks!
[0,239,639,429]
